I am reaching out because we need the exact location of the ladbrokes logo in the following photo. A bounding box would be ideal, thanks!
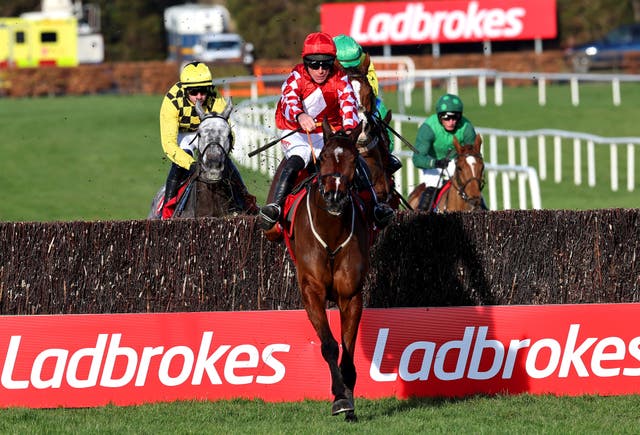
[1,332,290,389]
[349,2,526,43]
[370,324,640,382]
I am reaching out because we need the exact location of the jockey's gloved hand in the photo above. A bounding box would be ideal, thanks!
[188,162,197,173]
[434,158,450,169]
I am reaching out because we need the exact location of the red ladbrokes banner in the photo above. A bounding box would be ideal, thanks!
[2,304,640,408]
[320,0,557,46]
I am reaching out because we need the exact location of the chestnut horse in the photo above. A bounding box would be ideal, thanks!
[408,134,485,212]
[343,54,399,209]
[286,119,369,421]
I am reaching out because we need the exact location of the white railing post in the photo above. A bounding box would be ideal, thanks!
[628,144,635,192]
[478,75,487,107]
[570,77,580,106]
[587,140,596,187]
[612,78,621,106]
[610,144,619,192]
[538,135,547,180]
[554,136,562,183]
[573,138,582,186]
[538,77,546,106]
[494,76,503,106]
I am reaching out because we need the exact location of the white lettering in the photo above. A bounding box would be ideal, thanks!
[347,1,527,44]
[370,328,397,381]
[2,336,30,389]
[66,334,108,388]
[224,345,259,385]
[256,344,290,384]
[100,334,138,388]
[558,324,597,377]
[591,337,625,377]
[434,327,474,380]
[468,326,504,380]
[623,336,640,376]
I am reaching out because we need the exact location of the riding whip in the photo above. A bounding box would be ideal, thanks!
[247,128,302,157]
[378,118,419,153]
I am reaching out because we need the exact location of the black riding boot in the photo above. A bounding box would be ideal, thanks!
[258,155,305,230]
[162,163,190,217]
[226,159,258,214]
[418,186,438,211]
[355,156,394,228]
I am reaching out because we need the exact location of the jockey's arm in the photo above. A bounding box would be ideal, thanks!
[412,123,437,169]
[337,76,359,131]
[367,60,380,97]
[159,97,195,170]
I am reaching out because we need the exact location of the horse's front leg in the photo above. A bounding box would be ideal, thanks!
[337,292,363,422]
[300,280,351,417]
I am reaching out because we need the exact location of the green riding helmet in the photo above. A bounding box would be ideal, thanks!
[333,34,363,68]
[435,93,464,115]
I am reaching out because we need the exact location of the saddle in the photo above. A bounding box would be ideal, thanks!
[420,181,452,211]
[155,179,192,220]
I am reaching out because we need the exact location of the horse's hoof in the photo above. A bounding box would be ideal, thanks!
[344,410,358,422]
[331,398,354,416]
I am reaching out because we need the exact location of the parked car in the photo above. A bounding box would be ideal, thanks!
[192,33,254,74]
[564,23,640,73]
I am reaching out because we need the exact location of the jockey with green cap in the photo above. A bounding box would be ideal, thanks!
[412,93,479,208]
[333,34,400,176]
[333,35,392,142]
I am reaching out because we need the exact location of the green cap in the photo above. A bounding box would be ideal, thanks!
[435,93,464,114]
[333,34,363,68]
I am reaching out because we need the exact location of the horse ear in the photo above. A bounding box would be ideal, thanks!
[474,133,483,153]
[453,136,463,154]
[194,99,206,119]
[361,53,370,72]
[322,116,332,139]
[350,121,364,141]
[220,97,233,119]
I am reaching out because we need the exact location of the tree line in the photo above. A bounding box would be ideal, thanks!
[2,0,639,62]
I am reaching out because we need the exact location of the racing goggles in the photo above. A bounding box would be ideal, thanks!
[439,112,461,121]
[305,59,334,70]
[187,86,210,96]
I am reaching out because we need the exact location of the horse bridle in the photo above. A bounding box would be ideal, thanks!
[306,184,355,260]
[193,114,233,183]
[451,152,485,205]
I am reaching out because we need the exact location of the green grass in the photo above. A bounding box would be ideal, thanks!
[2,395,640,433]
[0,83,638,223]
[0,95,271,222]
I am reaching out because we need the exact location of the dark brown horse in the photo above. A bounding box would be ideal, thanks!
[286,119,369,421]
[343,54,399,209]
[408,133,485,212]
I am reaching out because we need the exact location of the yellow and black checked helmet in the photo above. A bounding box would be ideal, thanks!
[180,61,213,89]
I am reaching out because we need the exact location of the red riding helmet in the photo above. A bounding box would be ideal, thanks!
[301,32,336,60]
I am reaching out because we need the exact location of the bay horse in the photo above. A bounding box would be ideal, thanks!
[408,133,485,212]
[286,119,369,421]
[148,100,245,218]
[342,54,399,209]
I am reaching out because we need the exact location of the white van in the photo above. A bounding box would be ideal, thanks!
[193,33,254,73]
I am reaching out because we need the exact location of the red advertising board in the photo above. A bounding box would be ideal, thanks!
[320,0,557,46]
[1,304,640,408]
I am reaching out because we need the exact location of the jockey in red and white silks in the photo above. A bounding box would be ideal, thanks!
[275,63,359,166]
